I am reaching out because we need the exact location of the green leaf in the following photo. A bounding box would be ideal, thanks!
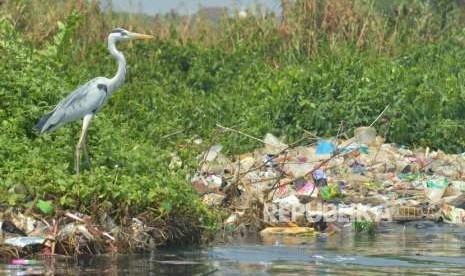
[37,200,55,215]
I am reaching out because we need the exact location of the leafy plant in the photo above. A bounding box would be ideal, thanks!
[353,220,377,235]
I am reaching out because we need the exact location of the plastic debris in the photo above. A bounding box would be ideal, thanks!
[11,259,41,265]
[354,127,377,146]
[0,209,168,257]
[321,183,341,201]
[202,193,225,207]
[451,181,465,192]
[316,140,336,155]
[260,226,315,236]
[4,237,45,248]
[224,212,244,226]
[9,213,37,234]
[264,133,287,154]
[424,177,448,203]
[204,145,223,162]
[2,123,463,260]
[312,169,327,186]
[191,128,465,230]
[1,220,27,236]
[273,195,300,205]
[442,204,465,223]
[58,223,95,241]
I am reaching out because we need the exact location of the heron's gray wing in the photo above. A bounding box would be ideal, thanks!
[35,78,108,133]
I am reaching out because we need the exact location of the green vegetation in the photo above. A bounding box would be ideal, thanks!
[1,0,465,242]
[353,220,377,235]
[0,2,219,241]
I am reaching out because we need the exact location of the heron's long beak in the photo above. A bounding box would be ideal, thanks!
[128,32,154,40]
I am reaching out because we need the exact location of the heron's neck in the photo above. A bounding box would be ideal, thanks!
[108,40,126,92]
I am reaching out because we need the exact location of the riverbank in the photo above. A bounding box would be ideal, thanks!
[0,206,213,261]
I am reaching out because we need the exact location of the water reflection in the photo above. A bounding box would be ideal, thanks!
[2,223,465,275]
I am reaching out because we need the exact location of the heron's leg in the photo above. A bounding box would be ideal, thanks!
[75,136,82,178]
[82,143,92,170]
[75,114,93,176]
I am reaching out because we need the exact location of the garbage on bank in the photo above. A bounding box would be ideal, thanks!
[191,126,465,234]
[0,209,165,260]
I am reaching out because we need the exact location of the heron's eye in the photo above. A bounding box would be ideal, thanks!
[121,32,128,37]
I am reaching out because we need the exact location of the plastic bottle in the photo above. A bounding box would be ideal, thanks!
[424,177,448,203]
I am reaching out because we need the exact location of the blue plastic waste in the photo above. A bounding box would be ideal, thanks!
[316,140,335,155]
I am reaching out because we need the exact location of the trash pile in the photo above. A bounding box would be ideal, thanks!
[191,126,465,233]
[0,209,170,260]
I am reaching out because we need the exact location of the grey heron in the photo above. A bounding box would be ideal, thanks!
[34,28,154,175]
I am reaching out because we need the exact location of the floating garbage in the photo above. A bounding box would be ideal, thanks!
[260,226,315,236]
[193,127,465,232]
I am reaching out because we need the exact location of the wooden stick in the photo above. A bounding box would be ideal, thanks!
[216,123,273,146]
[159,130,184,140]
[369,104,390,127]
[64,212,86,223]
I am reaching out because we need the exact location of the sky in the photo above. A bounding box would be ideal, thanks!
[103,0,282,15]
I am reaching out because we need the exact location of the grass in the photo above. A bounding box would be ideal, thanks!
[1,0,465,242]
[353,220,377,235]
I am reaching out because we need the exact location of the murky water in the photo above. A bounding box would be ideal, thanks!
[3,223,465,275]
